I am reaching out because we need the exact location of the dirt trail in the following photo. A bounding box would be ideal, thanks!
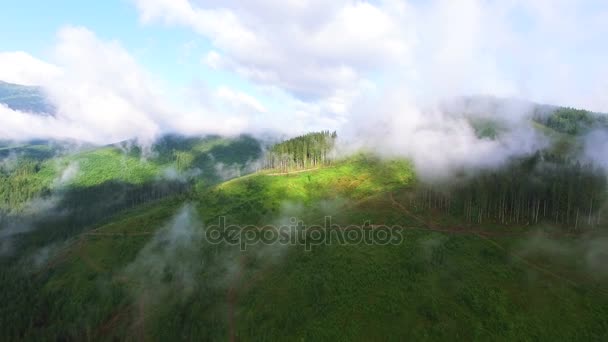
[42,186,607,341]
[266,167,320,176]
[389,192,431,227]
[388,192,608,296]
[86,231,154,237]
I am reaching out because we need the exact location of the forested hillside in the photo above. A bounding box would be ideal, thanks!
[0,81,55,114]
[3,0,608,339]
[2,152,607,340]
[259,111,608,230]
[414,152,606,228]
[0,135,261,213]
[264,130,337,172]
[0,134,262,264]
[534,107,608,135]
[1,104,608,341]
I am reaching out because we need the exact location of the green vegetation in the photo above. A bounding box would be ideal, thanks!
[238,232,608,341]
[2,149,607,341]
[1,109,608,341]
[470,118,504,139]
[415,152,607,228]
[534,107,608,135]
[0,134,262,213]
[0,80,55,114]
[0,158,55,211]
[265,131,337,172]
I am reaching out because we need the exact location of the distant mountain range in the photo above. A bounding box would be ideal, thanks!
[0,80,55,114]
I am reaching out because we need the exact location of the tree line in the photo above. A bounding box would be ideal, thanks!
[412,152,607,229]
[533,107,608,135]
[264,131,337,172]
[0,159,49,212]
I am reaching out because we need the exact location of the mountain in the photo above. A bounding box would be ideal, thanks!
[0,80,55,114]
[0,109,607,340]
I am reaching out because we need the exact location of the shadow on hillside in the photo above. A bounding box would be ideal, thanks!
[1,179,191,258]
[153,134,261,166]
[0,145,61,161]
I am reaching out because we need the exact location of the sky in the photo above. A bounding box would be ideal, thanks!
[0,0,607,145]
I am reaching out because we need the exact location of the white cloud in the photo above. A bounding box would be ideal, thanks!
[339,92,548,180]
[128,0,608,162]
[0,27,166,144]
[132,0,412,119]
[133,0,608,113]
[0,27,266,144]
[0,51,62,86]
[1,0,607,167]
[215,86,267,113]
[203,50,222,69]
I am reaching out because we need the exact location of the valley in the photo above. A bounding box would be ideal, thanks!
[1,110,607,340]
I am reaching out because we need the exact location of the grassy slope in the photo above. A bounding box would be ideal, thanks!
[0,135,263,340]
[12,155,607,341]
[0,135,262,212]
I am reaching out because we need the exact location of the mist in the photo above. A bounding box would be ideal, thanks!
[0,160,80,256]
[337,93,550,180]
[517,231,608,279]
[583,130,608,171]
[0,1,606,155]
[123,204,205,297]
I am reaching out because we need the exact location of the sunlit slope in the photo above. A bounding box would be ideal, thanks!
[5,156,607,341]
[201,155,415,224]
[0,135,262,290]
[0,134,261,212]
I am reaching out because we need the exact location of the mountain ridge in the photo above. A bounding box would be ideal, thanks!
[0,80,55,114]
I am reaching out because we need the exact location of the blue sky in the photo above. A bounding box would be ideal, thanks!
[2,0,607,106]
[0,0,607,144]
[0,0,262,93]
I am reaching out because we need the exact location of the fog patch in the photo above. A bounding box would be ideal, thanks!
[214,157,263,181]
[339,94,549,181]
[52,161,79,188]
[0,162,78,256]
[123,204,204,299]
[159,166,201,182]
[0,196,69,257]
[25,239,72,271]
[418,234,448,261]
[583,130,608,171]
[0,151,19,172]
[517,231,608,279]
[214,162,242,181]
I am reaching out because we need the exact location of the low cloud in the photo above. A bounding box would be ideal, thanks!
[0,1,607,175]
[338,93,549,180]
[583,130,608,170]
[517,231,608,279]
[52,161,79,188]
[213,158,262,182]
[123,204,205,297]
[0,161,82,256]
[0,51,62,86]
[159,166,202,182]
[0,27,261,146]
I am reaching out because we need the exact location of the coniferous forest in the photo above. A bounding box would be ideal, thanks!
[413,153,606,228]
[533,106,608,135]
[1,104,608,341]
[263,122,608,230]
[3,2,608,339]
[264,131,337,172]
